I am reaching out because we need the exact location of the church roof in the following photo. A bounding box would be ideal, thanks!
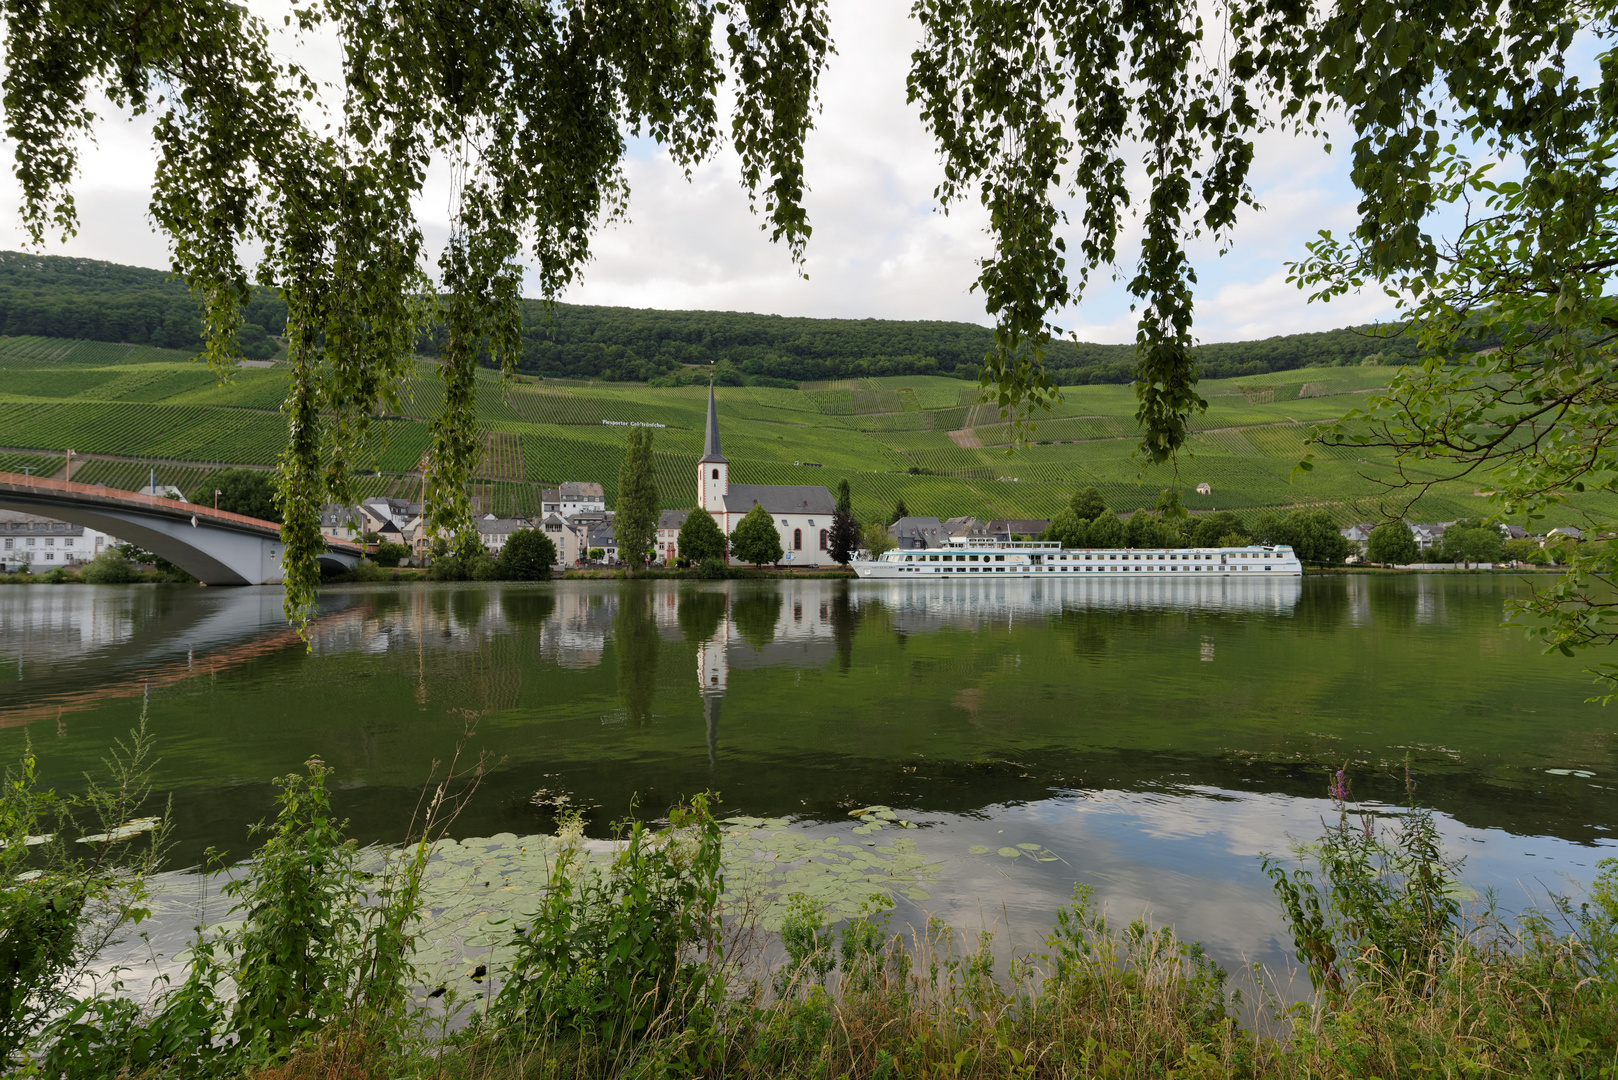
[721,485,835,515]
[699,381,728,464]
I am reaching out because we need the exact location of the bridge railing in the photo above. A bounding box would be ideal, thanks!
[0,471,363,552]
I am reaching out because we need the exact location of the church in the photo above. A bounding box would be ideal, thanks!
[698,382,838,566]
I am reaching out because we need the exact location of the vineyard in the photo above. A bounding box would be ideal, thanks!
[478,432,525,481]
[3,333,1609,529]
[0,336,203,368]
[0,452,61,477]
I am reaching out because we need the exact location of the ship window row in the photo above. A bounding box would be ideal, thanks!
[902,552,1244,562]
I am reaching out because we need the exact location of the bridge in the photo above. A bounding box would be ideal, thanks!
[0,471,363,585]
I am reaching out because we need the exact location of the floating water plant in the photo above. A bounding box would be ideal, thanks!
[77,817,161,844]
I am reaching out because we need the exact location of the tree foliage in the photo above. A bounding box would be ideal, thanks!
[828,479,859,564]
[1367,521,1418,566]
[729,504,783,567]
[193,469,279,522]
[1070,487,1108,522]
[0,251,1441,382]
[499,528,558,580]
[613,427,658,571]
[1,0,830,626]
[1440,524,1502,566]
[907,0,1597,460]
[677,507,727,564]
[1254,509,1352,567]
[861,519,896,557]
[1190,512,1249,548]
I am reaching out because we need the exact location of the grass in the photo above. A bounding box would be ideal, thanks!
[0,336,1605,528]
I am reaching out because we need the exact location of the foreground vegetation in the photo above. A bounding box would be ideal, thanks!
[3,715,1614,1080]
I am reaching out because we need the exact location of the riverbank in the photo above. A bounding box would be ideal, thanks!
[1308,565,1559,575]
[564,565,858,580]
[21,773,1614,1080]
[0,564,860,585]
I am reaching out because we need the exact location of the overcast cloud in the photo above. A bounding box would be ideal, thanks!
[0,0,1396,345]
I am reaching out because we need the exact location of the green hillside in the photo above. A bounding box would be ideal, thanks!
[0,250,1449,385]
[0,333,1598,527]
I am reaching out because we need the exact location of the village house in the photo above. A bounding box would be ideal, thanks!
[889,516,950,549]
[557,482,606,518]
[1,511,119,572]
[475,515,534,558]
[988,518,1052,541]
[657,509,691,564]
[541,513,584,566]
[944,516,992,543]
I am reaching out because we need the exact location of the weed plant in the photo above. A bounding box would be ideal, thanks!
[3,732,1615,1079]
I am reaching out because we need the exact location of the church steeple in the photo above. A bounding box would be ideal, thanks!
[698,380,728,514]
[699,380,728,464]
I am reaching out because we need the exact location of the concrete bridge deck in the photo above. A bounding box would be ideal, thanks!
[0,471,362,585]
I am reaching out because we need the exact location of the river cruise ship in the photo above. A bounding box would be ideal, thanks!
[852,540,1302,578]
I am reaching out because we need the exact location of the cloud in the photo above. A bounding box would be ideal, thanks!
[0,0,1397,344]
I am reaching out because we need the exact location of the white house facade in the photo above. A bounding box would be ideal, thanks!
[1,512,120,572]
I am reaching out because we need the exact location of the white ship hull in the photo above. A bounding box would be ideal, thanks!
[852,543,1303,579]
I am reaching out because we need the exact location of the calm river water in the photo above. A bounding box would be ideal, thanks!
[1,575,1614,981]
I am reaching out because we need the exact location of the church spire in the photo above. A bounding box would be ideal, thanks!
[699,379,728,464]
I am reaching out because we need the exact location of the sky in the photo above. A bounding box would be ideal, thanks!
[0,0,1399,346]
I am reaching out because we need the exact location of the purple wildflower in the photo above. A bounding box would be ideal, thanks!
[1328,768,1349,804]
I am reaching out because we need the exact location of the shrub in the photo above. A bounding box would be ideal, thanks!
[346,558,390,582]
[79,550,134,584]
[0,708,166,1070]
[498,528,556,580]
[372,542,409,568]
[1264,764,1463,995]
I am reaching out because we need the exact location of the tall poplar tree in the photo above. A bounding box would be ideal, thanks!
[829,478,860,564]
[614,427,658,571]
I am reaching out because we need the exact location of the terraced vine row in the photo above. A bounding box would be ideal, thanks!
[0,453,61,477]
[478,433,525,481]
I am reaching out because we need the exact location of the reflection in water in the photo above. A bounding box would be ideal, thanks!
[614,591,659,726]
[731,589,784,652]
[1,575,1615,976]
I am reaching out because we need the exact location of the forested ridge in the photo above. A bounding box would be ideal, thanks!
[0,251,287,358]
[0,250,1436,384]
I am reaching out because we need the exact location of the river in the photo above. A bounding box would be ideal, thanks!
[1,575,1613,987]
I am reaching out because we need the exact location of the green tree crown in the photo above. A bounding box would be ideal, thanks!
[677,507,728,564]
[194,469,279,523]
[1367,522,1418,567]
[729,504,784,567]
[499,528,558,580]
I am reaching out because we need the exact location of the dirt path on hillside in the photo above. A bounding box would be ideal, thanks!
[947,428,981,449]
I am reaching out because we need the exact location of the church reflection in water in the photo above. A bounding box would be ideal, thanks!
[697,613,727,768]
